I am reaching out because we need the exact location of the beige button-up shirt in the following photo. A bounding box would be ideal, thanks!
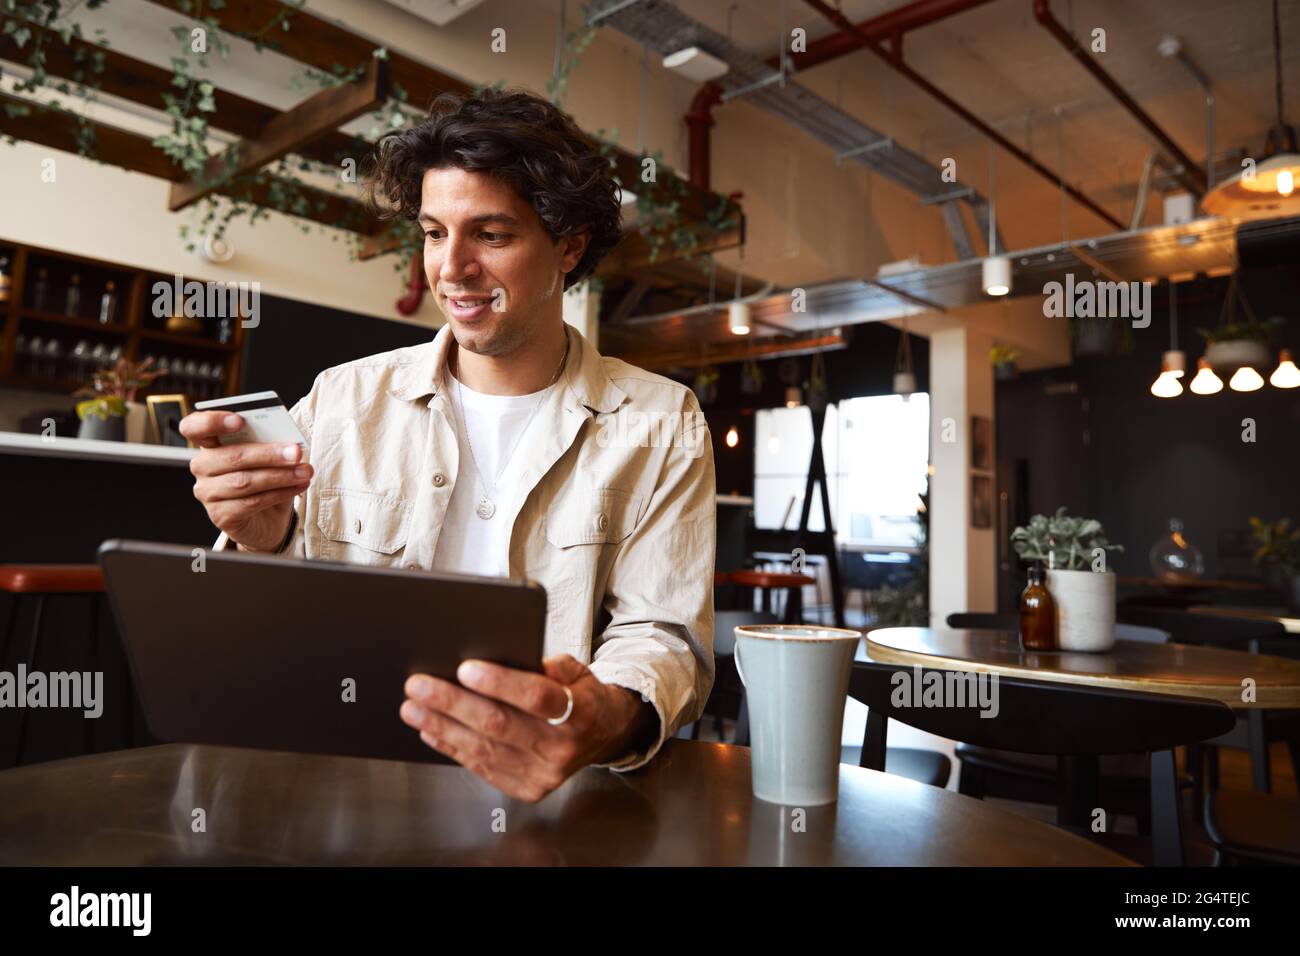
[216,323,715,770]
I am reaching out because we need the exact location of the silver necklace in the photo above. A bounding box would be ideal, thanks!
[451,338,569,520]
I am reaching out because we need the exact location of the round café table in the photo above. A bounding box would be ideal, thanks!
[861,626,1300,830]
[0,740,1130,866]
[862,627,1300,707]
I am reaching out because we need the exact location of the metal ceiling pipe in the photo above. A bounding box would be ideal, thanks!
[1034,0,1206,196]
[685,83,723,190]
[788,0,999,71]
[798,0,1124,230]
[1158,36,1214,191]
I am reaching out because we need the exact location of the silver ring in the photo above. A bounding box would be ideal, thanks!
[547,686,574,726]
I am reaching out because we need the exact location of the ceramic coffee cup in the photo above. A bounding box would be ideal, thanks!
[733,624,862,806]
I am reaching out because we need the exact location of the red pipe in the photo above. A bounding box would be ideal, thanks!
[1033,0,1205,196]
[685,83,723,190]
[787,0,998,71]
[798,0,1124,230]
[395,251,427,316]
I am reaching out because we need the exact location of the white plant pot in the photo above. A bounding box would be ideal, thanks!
[1046,568,1116,652]
[1204,339,1269,372]
[125,401,149,443]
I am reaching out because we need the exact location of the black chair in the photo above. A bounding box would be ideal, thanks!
[949,616,1178,831]
[946,612,1018,630]
[688,610,778,742]
[1204,790,1300,865]
[1116,606,1299,797]
[849,659,1236,865]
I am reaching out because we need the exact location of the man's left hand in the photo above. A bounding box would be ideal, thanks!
[399,655,655,802]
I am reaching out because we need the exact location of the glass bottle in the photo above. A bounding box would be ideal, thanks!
[0,255,11,304]
[1019,563,1057,651]
[65,273,82,317]
[99,281,118,325]
[1149,518,1205,581]
[32,268,51,311]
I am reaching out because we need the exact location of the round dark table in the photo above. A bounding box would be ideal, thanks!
[0,740,1131,865]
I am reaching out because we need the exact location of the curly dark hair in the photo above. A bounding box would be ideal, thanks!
[366,87,623,291]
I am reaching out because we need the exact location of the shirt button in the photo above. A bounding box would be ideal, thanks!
[406,562,420,570]
[432,472,446,487]
[353,518,362,533]
[597,512,609,532]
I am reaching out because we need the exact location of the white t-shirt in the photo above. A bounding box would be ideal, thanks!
[430,376,551,578]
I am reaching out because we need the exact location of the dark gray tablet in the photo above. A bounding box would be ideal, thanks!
[98,539,547,764]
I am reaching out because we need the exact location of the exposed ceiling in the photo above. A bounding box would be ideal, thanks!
[570,0,1300,365]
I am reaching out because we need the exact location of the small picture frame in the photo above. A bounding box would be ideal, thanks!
[971,415,993,471]
[147,394,192,447]
[971,474,993,529]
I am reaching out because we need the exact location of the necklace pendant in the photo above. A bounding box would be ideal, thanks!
[475,497,496,520]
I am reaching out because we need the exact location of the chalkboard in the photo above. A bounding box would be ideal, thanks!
[238,292,437,407]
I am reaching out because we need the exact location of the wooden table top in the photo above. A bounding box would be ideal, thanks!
[1188,604,1300,635]
[0,741,1130,866]
[863,627,1300,708]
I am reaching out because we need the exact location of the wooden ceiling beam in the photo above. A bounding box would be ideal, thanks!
[611,331,849,372]
[142,0,740,230]
[168,57,389,211]
[0,15,368,169]
[0,92,380,235]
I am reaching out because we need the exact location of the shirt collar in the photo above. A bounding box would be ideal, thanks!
[387,322,626,415]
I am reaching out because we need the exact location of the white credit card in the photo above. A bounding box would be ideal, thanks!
[194,390,308,450]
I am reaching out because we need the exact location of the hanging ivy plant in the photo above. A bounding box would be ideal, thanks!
[4,0,738,281]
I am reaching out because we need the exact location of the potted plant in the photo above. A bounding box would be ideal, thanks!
[990,345,1020,381]
[1248,517,1300,611]
[1011,507,1124,652]
[691,365,719,405]
[1198,273,1283,372]
[74,357,166,442]
[1198,318,1282,372]
[805,352,829,412]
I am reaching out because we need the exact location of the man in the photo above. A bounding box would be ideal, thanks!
[181,88,715,803]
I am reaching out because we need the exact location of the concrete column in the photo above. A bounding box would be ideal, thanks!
[562,280,601,347]
[928,326,998,625]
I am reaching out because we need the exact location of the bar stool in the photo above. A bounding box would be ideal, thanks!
[728,569,816,624]
[0,564,107,765]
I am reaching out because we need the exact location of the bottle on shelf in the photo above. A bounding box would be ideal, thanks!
[25,336,44,376]
[65,273,82,317]
[99,280,119,325]
[1019,562,1057,651]
[71,340,91,384]
[0,254,11,304]
[32,268,51,311]
[43,338,64,379]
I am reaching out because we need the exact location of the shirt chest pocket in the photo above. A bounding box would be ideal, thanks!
[316,490,412,561]
[544,487,645,548]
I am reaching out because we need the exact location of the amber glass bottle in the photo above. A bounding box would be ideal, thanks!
[1019,563,1057,651]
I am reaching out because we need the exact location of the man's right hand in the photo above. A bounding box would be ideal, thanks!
[180,411,313,552]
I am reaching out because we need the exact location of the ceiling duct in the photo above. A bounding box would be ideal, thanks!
[585,0,995,223]
[603,215,1277,363]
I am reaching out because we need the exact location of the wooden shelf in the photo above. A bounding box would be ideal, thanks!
[138,328,237,351]
[17,308,130,334]
[2,238,243,395]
